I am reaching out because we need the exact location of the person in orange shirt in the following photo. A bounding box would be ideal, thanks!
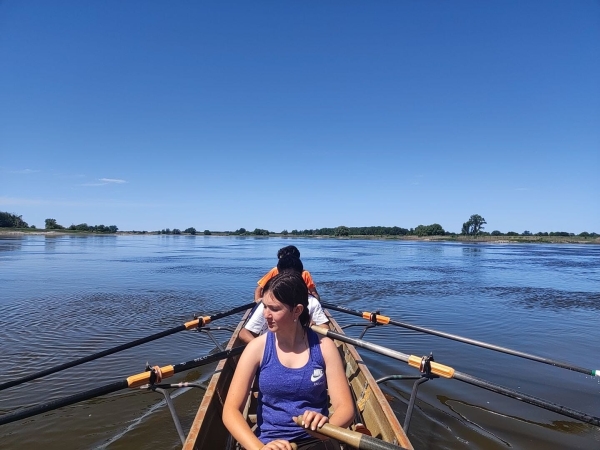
[254,246,320,301]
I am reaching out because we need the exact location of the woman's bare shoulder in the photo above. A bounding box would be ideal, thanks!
[243,332,268,362]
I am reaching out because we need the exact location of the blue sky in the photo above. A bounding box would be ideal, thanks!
[1,1,598,233]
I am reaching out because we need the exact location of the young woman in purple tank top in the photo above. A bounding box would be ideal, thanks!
[223,271,354,450]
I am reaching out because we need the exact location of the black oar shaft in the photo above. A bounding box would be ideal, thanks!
[207,302,255,321]
[453,371,600,427]
[313,327,600,427]
[0,302,255,392]
[0,345,246,426]
[0,326,186,392]
[0,381,127,426]
[322,303,597,376]
[171,345,245,376]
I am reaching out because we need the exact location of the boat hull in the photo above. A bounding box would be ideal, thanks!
[183,309,412,449]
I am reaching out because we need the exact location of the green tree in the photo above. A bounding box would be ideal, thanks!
[281,229,288,235]
[204,229,211,235]
[45,218,64,230]
[184,227,196,235]
[414,223,445,236]
[491,230,502,236]
[334,226,350,236]
[461,214,487,235]
[0,212,29,228]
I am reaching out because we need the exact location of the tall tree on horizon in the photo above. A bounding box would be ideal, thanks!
[461,214,487,235]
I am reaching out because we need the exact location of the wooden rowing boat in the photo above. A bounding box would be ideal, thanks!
[182,309,413,449]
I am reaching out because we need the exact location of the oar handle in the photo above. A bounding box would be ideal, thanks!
[292,417,406,450]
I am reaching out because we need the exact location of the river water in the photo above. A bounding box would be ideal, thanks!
[0,235,599,449]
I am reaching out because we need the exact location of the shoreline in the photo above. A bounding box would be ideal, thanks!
[1,229,598,245]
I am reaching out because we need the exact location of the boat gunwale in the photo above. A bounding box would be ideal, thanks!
[183,307,413,449]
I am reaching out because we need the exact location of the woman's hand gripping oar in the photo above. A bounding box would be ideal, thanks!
[292,417,409,450]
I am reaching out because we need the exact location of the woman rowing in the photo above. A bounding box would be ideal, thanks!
[223,271,354,450]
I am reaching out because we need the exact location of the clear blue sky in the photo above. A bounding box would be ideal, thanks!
[1,1,598,233]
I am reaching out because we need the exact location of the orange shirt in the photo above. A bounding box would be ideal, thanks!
[257,267,316,291]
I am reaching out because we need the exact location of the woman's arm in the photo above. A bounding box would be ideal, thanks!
[300,336,354,432]
[222,338,267,450]
[322,336,354,427]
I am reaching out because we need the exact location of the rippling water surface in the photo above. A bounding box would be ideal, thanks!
[1,236,599,449]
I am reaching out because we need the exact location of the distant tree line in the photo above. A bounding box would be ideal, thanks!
[0,212,34,228]
[45,218,118,233]
[459,214,597,238]
[288,224,447,237]
[66,223,118,233]
[487,230,598,237]
[3,211,597,238]
[227,228,270,236]
[157,227,211,235]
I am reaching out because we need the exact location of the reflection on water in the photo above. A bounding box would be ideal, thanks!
[0,236,599,449]
[438,395,591,435]
[462,246,483,255]
[0,238,22,253]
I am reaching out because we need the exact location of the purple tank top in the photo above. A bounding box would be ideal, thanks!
[256,328,328,443]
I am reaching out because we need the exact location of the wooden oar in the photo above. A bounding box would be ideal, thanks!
[311,326,600,427]
[0,302,254,392]
[292,417,408,450]
[0,345,246,426]
[321,302,600,377]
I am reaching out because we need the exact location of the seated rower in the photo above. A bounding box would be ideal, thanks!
[242,255,329,344]
[223,272,354,450]
[255,245,320,301]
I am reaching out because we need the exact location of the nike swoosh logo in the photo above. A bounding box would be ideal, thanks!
[311,369,324,382]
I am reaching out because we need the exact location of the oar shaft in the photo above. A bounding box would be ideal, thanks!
[0,302,255,392]
[0,345,247,426]
[453,371,600,427]
[0,326,185,392]
[321,303,597,376]
[207,302,255,321]
[0,381,127,426]
[312,326,410,363]
[312,326,600,427]
[171,345,245,376]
